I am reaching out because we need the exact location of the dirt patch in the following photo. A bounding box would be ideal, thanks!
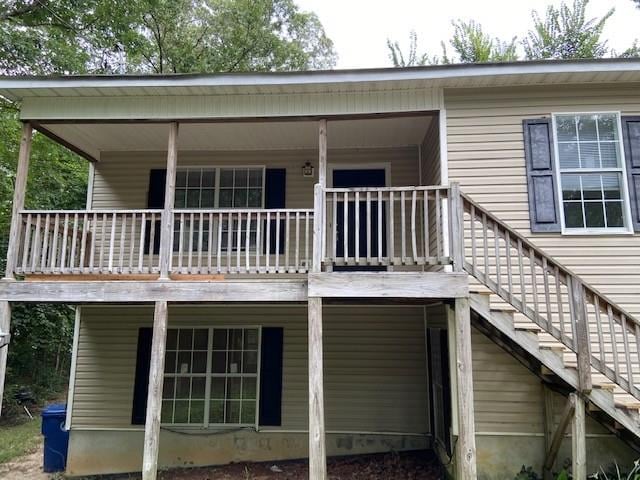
[0,442,51,480]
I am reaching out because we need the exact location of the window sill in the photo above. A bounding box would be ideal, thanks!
[560,228,635,236]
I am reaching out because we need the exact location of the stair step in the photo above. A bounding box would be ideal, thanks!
[514,325,542,333]
[615,400,640,411]
[540,344,566,353]
[593,382,616,392]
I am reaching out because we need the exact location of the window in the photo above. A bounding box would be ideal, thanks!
[162,327,260,427]
[175,168,216,208]
[553,113,631,233]
[218,168,264,208]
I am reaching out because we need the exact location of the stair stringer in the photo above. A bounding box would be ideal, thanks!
[469,293,640,441]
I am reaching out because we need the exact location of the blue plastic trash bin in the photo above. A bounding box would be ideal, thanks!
[41,403,69,473]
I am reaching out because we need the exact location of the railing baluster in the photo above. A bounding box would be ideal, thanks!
[216,212,223,274]
[245,212,251,273]
[98,213,106,272]
[355,191,360,264]
[365,191,371,265]
[21,213,32,273]
[493,222,501,292]
[423,191,429,261]
[435,190,441,260]
[343,192,348,264]
[608,305,621,385]
[108,212,116,273]
[256,212,262,274]
[178,212,185,272]
[400,190,406,264]
[265,212,271,273]
[377,191,383,264]
[542,257,552,328]
[198,212,204,274]
[118,213,126,273]
[41,213,50,272]
[236,212,242,273]
[208,212,213,274]
[148,213,156,273]
[295,211,300,272]
[129,213,136,274]
[275,211,281,273]
[470,205,476,273]
[188,212,195,273]
[138,213,146,273]
[31,214,41,272]
[50,213,60,271]
[411,190,417,263]
[284,211,290,273]
[389,191,395,264]
[594,295,605,366]
[529,248,539,320]
[517,239,526,313]
[622,314,634,392]
[60,213,69,272]
[332,192,337,264]
[481,213,488,282]
[305,211,310,272]
[505,230,513,303]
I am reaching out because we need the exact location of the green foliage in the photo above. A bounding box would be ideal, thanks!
[387,31,431,67]
[523,0,613,59]
[0,417,41,463]
[591,459,640,479]
[450,20,518,63]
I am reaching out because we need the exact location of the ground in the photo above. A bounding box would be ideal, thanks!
[0,448,444,479]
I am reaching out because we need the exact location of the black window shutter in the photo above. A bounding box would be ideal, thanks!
[523,119,561,233]
[259,327,284,426]
[131,327,153,425]
[622,116,640,232]
[264,169,286,255]
[144,169,166,255]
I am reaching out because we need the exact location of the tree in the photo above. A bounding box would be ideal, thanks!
[449,20,518,63]
[387,31,433,67]
[523,0,613,59]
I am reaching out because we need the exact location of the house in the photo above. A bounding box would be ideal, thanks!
[1,59,640,479]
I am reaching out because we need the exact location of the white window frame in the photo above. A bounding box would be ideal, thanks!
[174,165,266,210]
[551,112,634,235]
[161,325,262,429]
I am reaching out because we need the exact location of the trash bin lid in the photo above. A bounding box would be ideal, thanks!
[42,403,66,417]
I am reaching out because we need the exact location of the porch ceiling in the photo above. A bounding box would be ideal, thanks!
[38,115,434,160]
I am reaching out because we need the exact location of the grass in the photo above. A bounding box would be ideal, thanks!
[0,418,41,464]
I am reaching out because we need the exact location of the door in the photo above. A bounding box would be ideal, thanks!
[332,168,387,269]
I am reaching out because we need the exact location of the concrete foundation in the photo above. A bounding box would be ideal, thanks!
[65,429,430,476]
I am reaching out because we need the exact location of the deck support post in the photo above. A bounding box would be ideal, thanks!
[0,301,10,417]
[159,123,179,279]
[318,119,327,188]
[4,122,33,280]
[308,296,327,480]
[454,296,477,479]
[142,301,169,480]
[571,393,587,480]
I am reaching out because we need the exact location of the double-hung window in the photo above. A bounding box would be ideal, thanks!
[553,113,632,233]
[173,167,265,251]
[162,326,261,427]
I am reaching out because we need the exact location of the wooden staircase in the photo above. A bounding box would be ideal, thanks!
[461,193,640,450]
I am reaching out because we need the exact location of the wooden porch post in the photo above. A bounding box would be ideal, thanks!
[318,119,327,188]
[454,297,477,479]
[4,122,33,280]
[571,393,587,479]
[0,301,10,417]
[142,301,169,480]
[159,123,179,279]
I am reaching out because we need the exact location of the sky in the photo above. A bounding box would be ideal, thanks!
[294,0,640,68]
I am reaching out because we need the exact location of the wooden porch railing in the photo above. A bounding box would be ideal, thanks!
[171,209,314,274]
[462,193,640,398]
[16,210,162,275]
[322,186,450,268]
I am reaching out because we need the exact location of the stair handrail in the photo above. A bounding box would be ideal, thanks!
[460,192,640,398]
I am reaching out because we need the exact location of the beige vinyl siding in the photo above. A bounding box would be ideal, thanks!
[446,84,640,315]
[92,147,420,210]
[71,305,429,434]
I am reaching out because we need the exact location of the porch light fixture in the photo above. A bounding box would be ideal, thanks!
[302,161,314,178]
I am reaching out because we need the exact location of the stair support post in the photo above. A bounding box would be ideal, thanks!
[454,297,477,479]
[570,278,592,394]
[449,182,464,273]
[142,301,169,480]
[0,302,10,417]
[571,393,587,480]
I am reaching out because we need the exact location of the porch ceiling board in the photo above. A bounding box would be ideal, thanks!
[307,272,469,299]
[0,279,308,303]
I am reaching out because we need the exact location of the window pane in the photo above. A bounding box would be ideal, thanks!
[230,329,243,350]
[187,170,201,187]
[212,352,226,373]
[244,329,259,350]
[558,142,580,169]
[193,352,207,373]
[189,401,204,424]
[564,202,584,228]
[249,169,262,187]
[187,190,200,208]
[176,171,187,188]
[211,377,226,399]
[174,401,189,423]
[210,400,224,423]
[220,169,234,187]
[166,330,178,349]
[235,170,248,187]
[162,377,175,399]
[243,351,258,374]
[234,189,248,208]
[584,202,605,228]
[556,116,577,142]
[213,329,228,350]
[602,173,622,199]
[179,330,193,350]
[248,189,262,207]
[192,329,208,350]
[242,378,257,400]
[577,115,598,141]
[228,377,241,399]
[202,169,216,187]
[581,175,602,200]
[177,352,192,374]
[241,401,256,424]
[164,351,176,373]
[174,189,186,208]
[561,174,581,201]
[219,189,233,207]
[176,377,191,399]
[598,114,618,141]
[161,400,173,423]
[606,202,624,227]
[192,377,206,398]
[600,142,619,168]
[225,400,240,423]
[579,143,600,168]
[201,189,215,208]
[228,351,242,374]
